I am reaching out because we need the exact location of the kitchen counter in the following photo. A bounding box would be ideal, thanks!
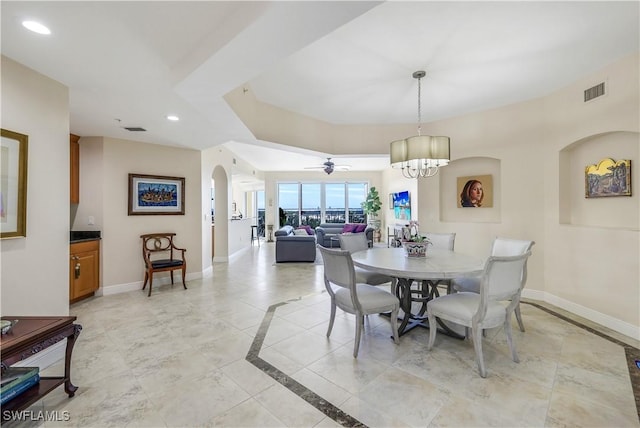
[70,231,101,243]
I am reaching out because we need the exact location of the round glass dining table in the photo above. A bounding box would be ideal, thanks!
[351,247,484,336]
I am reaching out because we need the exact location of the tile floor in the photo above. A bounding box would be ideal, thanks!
[9,242,640,427]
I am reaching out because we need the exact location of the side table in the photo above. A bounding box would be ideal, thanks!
[1,316,82,420]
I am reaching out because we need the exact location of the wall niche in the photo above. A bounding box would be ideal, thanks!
[559,131,639,230]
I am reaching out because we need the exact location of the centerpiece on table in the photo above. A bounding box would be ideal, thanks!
[401,221,431,257]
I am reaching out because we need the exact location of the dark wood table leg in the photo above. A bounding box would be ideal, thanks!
[63,324,82,396]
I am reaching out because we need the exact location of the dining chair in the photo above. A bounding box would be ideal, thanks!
[317,245,400,357]
[423,232,456,295]
[451,237,534,331]
[339,233,396,287]
[427,252,532,378]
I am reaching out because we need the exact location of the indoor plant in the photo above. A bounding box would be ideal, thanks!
[401,220,431,257]
[362,187,382,231]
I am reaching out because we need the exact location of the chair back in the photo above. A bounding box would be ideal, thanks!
[141,233,181,265]
[317,245,363,310]
[491,237,534,257]
[424,232,456,250]
[339,233,369,254]
[480,253,531,303]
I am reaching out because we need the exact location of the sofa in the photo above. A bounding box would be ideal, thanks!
[315,223,374,248]
[274,225,317,262]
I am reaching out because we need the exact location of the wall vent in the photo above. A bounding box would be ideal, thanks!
[124,127,147,132]
[584,82,605,102]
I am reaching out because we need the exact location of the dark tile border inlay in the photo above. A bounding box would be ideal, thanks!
[246,298,367,427]
[247,298,639,426]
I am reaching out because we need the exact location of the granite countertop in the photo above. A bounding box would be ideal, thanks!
[70,231,101,243]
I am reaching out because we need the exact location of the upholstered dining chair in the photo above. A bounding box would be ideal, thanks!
[427,252,532,378]
[451,237,535,332]
[339,233,396,287]
[317,245,400,357]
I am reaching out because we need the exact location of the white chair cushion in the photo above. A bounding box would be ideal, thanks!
[335,284,398,314]
[427,292,506,328]
[355,267,393,285]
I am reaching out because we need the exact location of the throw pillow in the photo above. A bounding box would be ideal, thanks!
[342,224,357,233]
[297,225,313,235]
[354,224,367,233]
[293,229,308,236]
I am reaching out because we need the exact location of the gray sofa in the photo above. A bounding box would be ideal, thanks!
[315,223,374,248]
[274,225,316,262]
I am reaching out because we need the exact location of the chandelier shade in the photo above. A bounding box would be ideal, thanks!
[390,71,450,178]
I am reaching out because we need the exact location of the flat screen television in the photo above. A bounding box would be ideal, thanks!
[392,191,411,221]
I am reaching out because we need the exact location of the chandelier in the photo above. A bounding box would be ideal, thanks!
[390,71,450,178]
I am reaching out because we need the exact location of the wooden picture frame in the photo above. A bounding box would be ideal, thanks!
[1,129,28,238]
[128,173,185,215]
[585,158,631,198]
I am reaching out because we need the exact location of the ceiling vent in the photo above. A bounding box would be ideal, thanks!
[124,127,147,132]
[584,82,605,102]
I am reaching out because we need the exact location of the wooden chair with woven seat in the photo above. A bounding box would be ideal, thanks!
[140,233,187,296]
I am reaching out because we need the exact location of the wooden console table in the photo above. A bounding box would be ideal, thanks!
[1,316,82,420]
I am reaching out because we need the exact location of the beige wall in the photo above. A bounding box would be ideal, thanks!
[74,137,204,294]
[0,56,70,315]
[408,53,639,337]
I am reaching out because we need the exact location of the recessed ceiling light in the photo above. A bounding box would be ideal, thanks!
[22,20,51,35]
[166,115,179,121]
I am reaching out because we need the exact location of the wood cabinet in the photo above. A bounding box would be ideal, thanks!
[69,240,99,302]
[70,134,80,204]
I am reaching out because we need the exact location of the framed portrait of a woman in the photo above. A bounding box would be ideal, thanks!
[457,175,493,208]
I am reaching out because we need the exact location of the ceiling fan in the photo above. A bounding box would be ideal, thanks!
[304,157,350,175]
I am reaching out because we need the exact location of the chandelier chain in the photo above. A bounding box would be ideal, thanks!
[417,76,422,136]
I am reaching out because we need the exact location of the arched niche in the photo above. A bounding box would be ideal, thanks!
[559,131,639,230]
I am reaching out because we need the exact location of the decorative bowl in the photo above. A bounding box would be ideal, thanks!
[402,241,428,258]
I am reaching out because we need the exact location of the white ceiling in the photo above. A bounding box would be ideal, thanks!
[2,1,638,174]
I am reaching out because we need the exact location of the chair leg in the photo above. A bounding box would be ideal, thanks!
[504,314,520,363]
[515,304,525,332]
[353,315,364,358]
[472,323,487,378]
[142,271,149,290]
[147,273,153,297]
[427,311,437,350]
[390,307,400,344]
[181,267,187,290]
[326,300,336,337]
[170,270,174,285]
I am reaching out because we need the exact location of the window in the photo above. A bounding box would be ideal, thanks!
[277,182,368,227]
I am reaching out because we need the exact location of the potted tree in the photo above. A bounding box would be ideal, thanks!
[361,187,382,240]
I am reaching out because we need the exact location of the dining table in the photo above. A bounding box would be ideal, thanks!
[351,247,485,337]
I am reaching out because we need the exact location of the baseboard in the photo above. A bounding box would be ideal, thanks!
[102,271,203,296]
[522,288,640,341]
[12,340,65,370]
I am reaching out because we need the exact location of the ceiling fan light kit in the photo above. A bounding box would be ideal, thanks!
[390,70,450,178]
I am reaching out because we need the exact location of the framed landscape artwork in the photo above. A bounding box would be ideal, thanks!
[1,129,28,238]
[585,158,631,198]
[128,173,185,215]
[457,175,493,208]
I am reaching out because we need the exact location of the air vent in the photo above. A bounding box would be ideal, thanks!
[124,127,146,132]
[584,82,605,102]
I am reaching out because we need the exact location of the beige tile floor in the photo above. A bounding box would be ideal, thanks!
[9,242,639,427]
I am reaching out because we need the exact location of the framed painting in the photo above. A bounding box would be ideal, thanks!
[585,158,631,198]
[457,175,493,208]
[128,173,185,215]
[1,129,28,238]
